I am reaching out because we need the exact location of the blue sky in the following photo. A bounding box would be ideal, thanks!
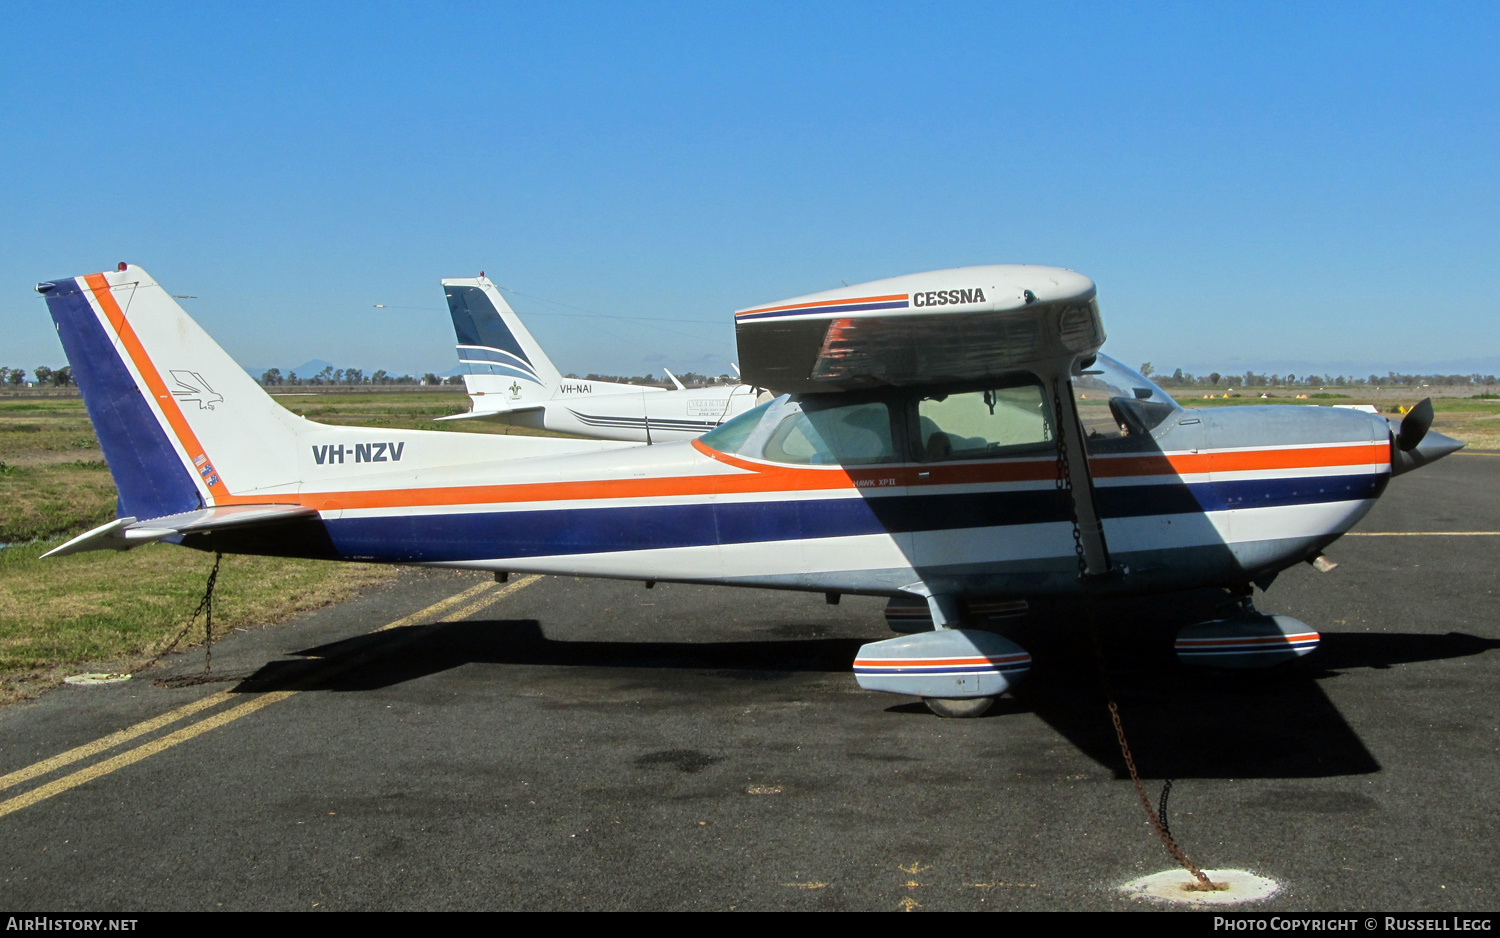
[2,2,1496,379]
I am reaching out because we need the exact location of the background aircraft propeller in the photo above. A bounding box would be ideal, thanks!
[1397,398,1434,452]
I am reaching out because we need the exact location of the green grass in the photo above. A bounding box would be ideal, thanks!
[0,386,526,701]
[0,415,99,463]
[0,461,116,542]
[0,540,394,701]
[269,389,559,437]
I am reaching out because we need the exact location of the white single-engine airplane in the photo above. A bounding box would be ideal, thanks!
[438,275,761,442]
[38,263,1462,716]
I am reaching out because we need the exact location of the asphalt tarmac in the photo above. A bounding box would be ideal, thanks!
[0,455,1496,912]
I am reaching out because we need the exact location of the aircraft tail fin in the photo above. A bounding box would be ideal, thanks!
[38,265,306,519]
[442,276,563,408]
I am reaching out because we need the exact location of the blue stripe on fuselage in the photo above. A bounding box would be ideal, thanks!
[322,472,1387,563]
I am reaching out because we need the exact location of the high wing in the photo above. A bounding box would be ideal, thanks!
[735,265,1103,393]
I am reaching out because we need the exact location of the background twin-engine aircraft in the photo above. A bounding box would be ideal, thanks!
[37,263,1462,716]
[439,275,761,442]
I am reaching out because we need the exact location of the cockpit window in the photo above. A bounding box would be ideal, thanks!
[916,384,1056,461]
[761,400,897,465]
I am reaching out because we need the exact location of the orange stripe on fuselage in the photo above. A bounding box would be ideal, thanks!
[1093,443,1390,479]
[83,274,228,499]
[220,440,1390,515]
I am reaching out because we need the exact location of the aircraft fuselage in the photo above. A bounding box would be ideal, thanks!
[196,390,1395,604]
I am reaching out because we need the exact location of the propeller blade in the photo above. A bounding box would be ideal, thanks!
[1397,398,1434,452]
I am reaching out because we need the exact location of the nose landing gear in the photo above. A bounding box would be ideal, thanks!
[1175,598,1319,669]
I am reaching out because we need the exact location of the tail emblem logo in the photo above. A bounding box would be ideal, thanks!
[170,370,223,410]
[509,381,522,400]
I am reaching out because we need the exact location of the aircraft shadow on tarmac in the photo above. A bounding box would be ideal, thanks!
[229,607,1498,783]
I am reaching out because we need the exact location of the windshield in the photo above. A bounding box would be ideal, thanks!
[698,400,774,455]
[1074,355,1179,407]
[1072,354,1182,444]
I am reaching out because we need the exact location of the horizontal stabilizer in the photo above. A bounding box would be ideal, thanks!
[434,406,545,422]
[43,504,319,558]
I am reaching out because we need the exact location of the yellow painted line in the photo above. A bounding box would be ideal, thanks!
[0,692,294,819]
[1346,532,1500,536]
[0,690,235,792]
[437,574,542,622]
[1,574,545,820]
[374,574,541,631]
[372,579,497,631]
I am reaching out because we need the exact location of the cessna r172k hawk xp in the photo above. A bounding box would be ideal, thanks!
[38,263,1461,717]
[438,274,761,442]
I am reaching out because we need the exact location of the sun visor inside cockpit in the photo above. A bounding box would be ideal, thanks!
[734,265,1105,394]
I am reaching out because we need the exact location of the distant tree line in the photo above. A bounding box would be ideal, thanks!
[258,366,464,387]
[571,372,737,388]
[0,366,72,387]
[7,360,1491,393]
[1140,364,1498,390]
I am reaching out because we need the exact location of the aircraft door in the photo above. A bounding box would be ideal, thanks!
[909,384,1061,581]
[709,396,911,590]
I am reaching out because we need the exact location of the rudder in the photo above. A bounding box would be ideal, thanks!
[38,265,305,518]
[443,276,562,405]
[40,276,203,520]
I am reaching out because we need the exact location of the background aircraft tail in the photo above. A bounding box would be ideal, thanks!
[38,265,306,519]
[442,276,563,407]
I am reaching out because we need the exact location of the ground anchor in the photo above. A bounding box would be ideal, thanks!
[1120,868,1279,905]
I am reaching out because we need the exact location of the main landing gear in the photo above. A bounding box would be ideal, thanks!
[853,623,1032,719]
[921,696,996,719]
[855,592,1321,717]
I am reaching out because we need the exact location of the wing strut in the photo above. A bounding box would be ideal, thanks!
[1052,376,1112,577]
